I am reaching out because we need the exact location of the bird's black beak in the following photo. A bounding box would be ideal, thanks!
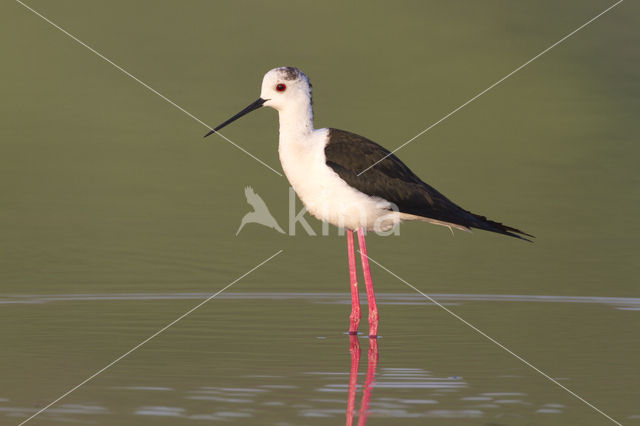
[204,98,267,137]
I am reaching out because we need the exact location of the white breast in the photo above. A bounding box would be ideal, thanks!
[278,128,399,231]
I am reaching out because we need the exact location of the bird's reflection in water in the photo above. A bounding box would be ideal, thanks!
[346,335,379,426]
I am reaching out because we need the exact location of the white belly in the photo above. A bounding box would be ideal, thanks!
[279,128,400,231]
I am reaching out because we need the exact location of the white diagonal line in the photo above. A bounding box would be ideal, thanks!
[357,0,624,176]
[14,0,283,177]
[17,249,283,426]
[359,250,623,426]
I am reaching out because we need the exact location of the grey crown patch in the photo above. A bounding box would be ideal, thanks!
[279,66,301,81]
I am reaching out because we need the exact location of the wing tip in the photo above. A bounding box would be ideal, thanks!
[482,219,534,243]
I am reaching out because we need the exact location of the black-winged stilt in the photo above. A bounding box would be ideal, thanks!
[206,67,532,338]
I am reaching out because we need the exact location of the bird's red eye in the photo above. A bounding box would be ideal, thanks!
[276,83,286,92]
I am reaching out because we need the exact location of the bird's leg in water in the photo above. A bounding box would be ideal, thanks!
[357,337,379,426]
[357,228,379,338]
[345,334,361,426]
[347,230,361,334]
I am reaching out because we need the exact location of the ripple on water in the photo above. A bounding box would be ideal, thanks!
[1,292,638,311]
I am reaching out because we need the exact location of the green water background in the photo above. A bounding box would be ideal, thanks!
[1,1,638,424]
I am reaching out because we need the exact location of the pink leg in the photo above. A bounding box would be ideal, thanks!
[347,230,361,334]
[357,337,379,426]
[345,334,361,426]
[357,228,379,338]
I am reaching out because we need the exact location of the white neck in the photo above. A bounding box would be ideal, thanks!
[278,100,314,143]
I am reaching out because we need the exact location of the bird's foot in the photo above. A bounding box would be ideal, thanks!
[348,314,360,335]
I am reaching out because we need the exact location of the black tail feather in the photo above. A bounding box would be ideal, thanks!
[470,213,534,242]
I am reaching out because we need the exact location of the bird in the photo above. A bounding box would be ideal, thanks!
[236,186,285,235]
[205,66,532,338]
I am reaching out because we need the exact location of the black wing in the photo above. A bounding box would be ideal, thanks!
[324,128,532,241]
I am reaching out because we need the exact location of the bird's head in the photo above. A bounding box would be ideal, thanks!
[260,67,312,112]
[204,66,312,137]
